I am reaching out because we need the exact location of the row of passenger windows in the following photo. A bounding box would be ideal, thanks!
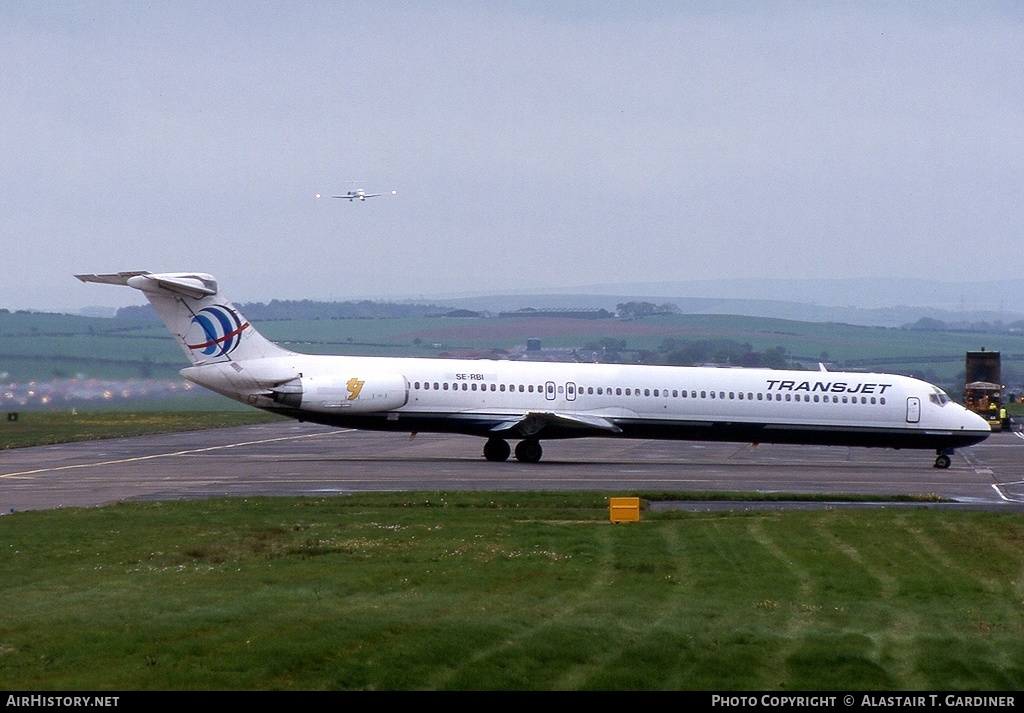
[410,381,887,406]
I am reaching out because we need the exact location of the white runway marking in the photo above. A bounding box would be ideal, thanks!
[0,429,353,480]
[991,483,1024,503]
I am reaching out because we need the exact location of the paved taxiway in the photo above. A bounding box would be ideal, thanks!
[2,422,1023,513]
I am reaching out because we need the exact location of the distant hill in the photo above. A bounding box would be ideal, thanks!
[115,299,454,322]
[78,276,1023,329]
[555,277,1021,312]
[437,294,1024,330]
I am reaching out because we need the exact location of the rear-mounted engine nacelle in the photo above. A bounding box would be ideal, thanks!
[270,373,408,413]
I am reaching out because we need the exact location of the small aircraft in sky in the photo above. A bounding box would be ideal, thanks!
[317,182,396,202]
[334,188,384,201]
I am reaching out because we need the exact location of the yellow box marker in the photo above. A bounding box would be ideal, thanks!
[609,497,641,523]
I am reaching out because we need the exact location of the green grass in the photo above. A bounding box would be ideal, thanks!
[0,410,285,449]
[2,494,1024,690]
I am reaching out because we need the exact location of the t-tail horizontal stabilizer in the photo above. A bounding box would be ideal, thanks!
[76,271,218,300]
[75,271,291,365]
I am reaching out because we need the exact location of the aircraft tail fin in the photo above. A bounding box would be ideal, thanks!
[75,271,293,365]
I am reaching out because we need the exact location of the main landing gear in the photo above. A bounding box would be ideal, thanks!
[483,437,543,463]
[934,449,953,469]
[483,438,511,462]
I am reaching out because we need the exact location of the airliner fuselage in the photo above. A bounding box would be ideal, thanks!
[181,352,988,461]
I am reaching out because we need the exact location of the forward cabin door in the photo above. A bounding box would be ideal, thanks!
[906,397,921,423]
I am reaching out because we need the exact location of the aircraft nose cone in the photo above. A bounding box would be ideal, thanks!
[964,408,992,432]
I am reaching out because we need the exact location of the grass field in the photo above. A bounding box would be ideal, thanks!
[0,410,284,449]
[1,494,1023,690]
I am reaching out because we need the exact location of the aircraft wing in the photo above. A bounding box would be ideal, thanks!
[489,411,622,438]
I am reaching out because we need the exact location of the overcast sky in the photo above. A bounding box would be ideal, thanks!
[2,1,1022,310]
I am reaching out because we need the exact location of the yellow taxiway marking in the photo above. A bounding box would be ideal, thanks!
[0,429,354,480]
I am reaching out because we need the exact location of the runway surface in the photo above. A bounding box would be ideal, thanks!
[2,422,1024,513]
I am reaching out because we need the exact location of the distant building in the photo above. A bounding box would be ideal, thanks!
[498,307,613,320]
[436,348,510,359]
[512,339,602,363]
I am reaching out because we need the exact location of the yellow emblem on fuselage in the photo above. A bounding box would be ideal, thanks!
[346,377,365,400]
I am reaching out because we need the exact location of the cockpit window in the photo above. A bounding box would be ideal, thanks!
[929,388,950,407]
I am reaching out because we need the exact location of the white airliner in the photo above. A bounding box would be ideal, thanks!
[76,271,991,469]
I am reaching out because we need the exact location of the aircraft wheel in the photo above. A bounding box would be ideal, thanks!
[934,454,951,469]
[514,439,543,463]
[483,438,511,462]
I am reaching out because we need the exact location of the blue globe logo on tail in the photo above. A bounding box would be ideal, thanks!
[185,305,249,357]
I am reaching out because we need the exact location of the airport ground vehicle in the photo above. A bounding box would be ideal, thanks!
[964,350,1005,431]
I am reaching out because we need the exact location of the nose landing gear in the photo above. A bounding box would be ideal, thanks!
[934,449,953,469]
